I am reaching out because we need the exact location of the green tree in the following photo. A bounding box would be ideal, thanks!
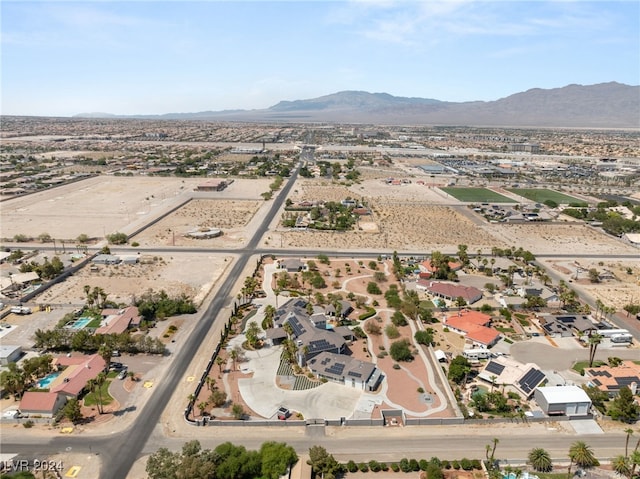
[231,403,245,420]
[260,441,298,479]
[62,398,83,424]
[106,232,128,244]
[588,332,603,368]
[146,447,180,479]
[569,441,599,471]
[245,321,261,349]
[448,355,471,384]
[609,386,640,423]
[389,339,413,362]
[367,282,382,295]
[307,446,341,479]
[612,455,632,478]
[415,329,434,346]
[528,448,553,472]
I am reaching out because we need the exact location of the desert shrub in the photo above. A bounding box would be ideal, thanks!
[369,460,381,472]
[400,458,411,473]
[385,324,400,339]
[460,458,473,470]
[419,459,429,471]
[471,459,482,470]
[367,282,382,295]
[358,463,369,472]
[365,321,381,336]
[391,463,400,472]
[390,339,413,362]
[410,459,420,471]
[442,460,451,469]
[346,460,358,473]
[391,311,408,327]
[427,463,444,479]
[452,460,460,470]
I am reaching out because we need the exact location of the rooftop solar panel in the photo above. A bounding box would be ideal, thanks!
[616,376,640,386]
[518,368,545,394]
[348,371,362,378]
[326,363,345,376]
[485,361,505,376]
[288,316,307,337]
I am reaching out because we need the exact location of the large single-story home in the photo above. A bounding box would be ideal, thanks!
[95,306,142,335]
[585,360,640,397]
[49,354,107,399]
[417,281,483,305]
[478,356,546,398]
[444,310,501,348]
[307,351,383,391]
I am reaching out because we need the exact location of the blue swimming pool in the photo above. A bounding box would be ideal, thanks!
[69,317,91,329]
[37,372,60,389]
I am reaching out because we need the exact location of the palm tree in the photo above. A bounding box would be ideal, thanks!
[94,372,107,414]
[528,448,553,472]
[624,428,634,457]
[216,356,225,376]
[197,401,208,417]
[588,333,603,368]
[569,441,598,470]
[229,348,239,372]
[612,455,631,478]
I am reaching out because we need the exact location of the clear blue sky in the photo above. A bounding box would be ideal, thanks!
[2,1,639,117]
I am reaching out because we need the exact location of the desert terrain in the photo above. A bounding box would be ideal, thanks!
[0,176,272,241]
[37,253,233,307]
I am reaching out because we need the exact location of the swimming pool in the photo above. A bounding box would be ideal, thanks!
[37,372,61,389]
[69,317,92,329]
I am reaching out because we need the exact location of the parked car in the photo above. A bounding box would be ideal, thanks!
[117,369,128,380]
[112,350,121,357]
[110,362,124,371]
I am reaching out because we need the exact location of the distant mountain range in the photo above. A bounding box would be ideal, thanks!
[75,82,640,128]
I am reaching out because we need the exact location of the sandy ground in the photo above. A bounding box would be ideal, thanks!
[541,258,640,310]
[0,176,272,241]
[483,223,639,255]
[38,252,233,307]
[277,179,501,251]
[131,199,262,248]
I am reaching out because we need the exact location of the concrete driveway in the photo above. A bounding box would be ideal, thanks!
[237,344,362,420]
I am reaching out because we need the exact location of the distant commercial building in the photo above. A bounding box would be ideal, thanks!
[509,143,540,154]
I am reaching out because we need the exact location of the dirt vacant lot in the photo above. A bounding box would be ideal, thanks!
[0,176,272,241]
[38,253,233,307]
[132,199,262,248]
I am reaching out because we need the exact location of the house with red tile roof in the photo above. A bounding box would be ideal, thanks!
[444,310,501,348]
[95,306,142,335]
[585,360,640,397]
[416,281,483,305]
[49,354,107,399]
[19,391,67,418]
[418,259,463,278]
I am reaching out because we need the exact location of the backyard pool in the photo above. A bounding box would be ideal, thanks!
[68,317,92,329]
[37,372,61,389]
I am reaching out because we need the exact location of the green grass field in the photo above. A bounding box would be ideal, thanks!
[440,187,513,203]
[506,188,587,206]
